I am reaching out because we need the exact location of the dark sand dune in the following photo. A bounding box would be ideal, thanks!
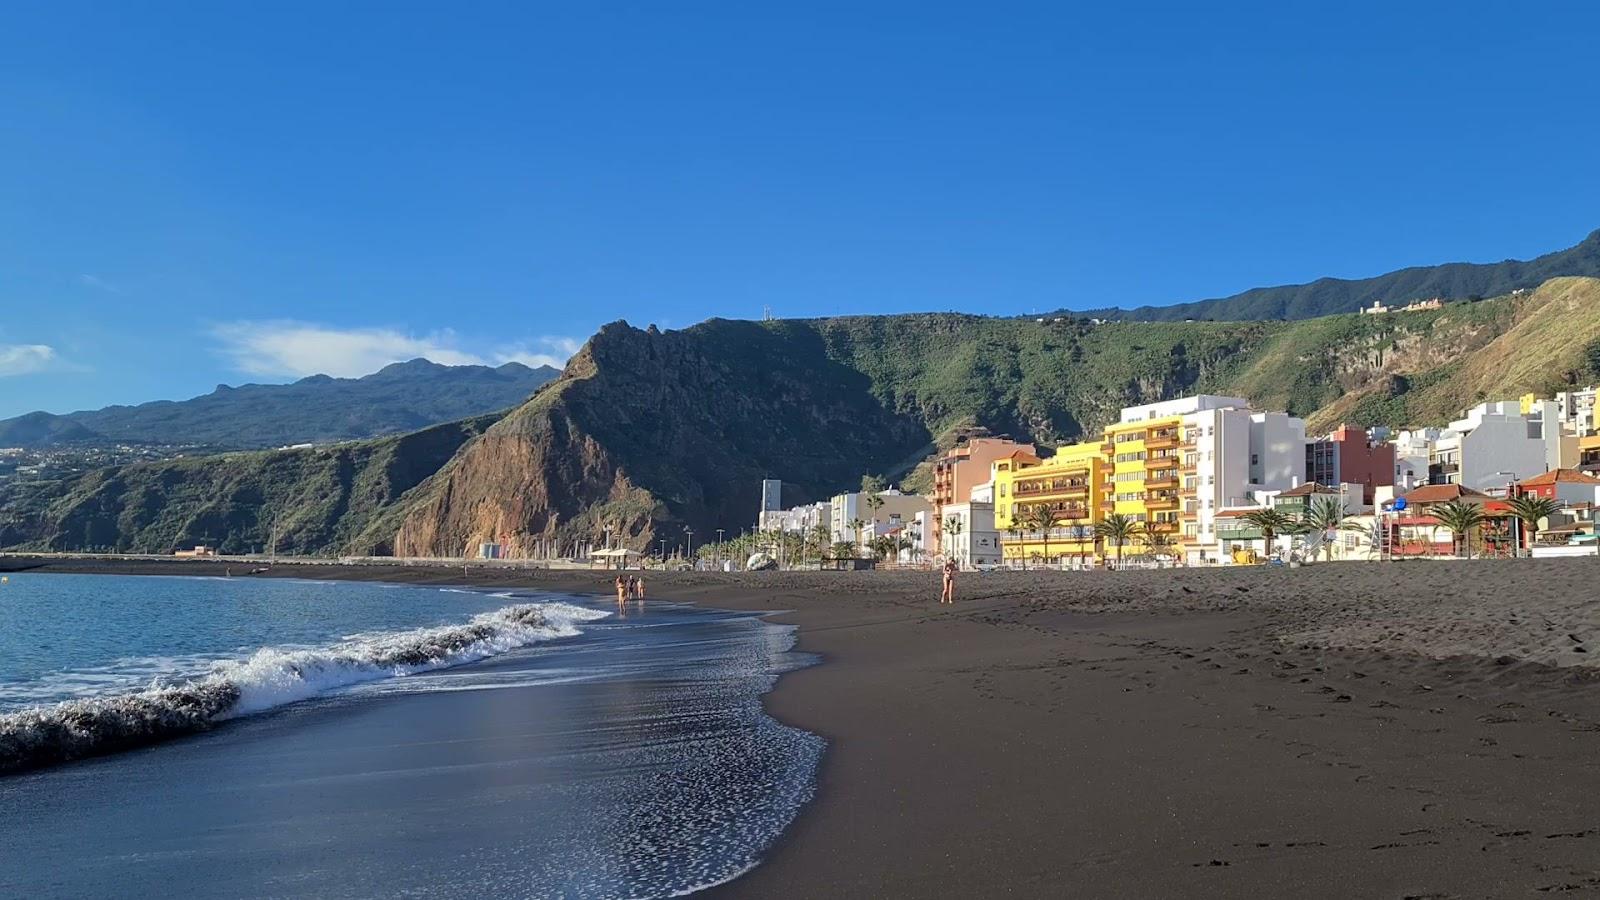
[9,556,1600,896]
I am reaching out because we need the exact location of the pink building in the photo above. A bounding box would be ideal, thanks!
[931,437,1036,554]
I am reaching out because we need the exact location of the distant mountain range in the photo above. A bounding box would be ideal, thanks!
[0,359,559,450]
[9,275,1598,557]
[1076,228,1600,322]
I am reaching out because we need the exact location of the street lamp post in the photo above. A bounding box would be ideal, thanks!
[684,527,695,568]
[659,539,667,568]
[715,528,725,570]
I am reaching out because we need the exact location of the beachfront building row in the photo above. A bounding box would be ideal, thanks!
[992,395,1309,567]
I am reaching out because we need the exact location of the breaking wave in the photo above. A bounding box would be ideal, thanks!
[0,602,607,776]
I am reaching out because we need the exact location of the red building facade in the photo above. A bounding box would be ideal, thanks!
[1305,425,1395,504]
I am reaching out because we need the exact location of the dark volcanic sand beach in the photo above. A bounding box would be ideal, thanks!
[7,555,1600,897]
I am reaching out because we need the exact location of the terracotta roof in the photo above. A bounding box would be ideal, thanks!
[1514,468,1600,487]
[1278,482,1340,498]
[1215,506,1266,518]
[1397,483,1491,505]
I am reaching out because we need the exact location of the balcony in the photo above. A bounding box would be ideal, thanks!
[1014,479,1091,498]
[1018,502,1090,521]
[1146,495,1180,511]
[1144,454,1180,469]
[1145,431,1179,450]
[1181,508,1199,519]
[1147,520,1179,534]
[1100,441,1116,456]
[1146,475,1179,490]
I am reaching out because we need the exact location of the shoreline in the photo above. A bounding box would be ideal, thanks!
[9,556,1600,896]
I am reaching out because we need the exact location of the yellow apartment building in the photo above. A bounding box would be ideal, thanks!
[1100,415,1189,561]
[993,442,1105,565]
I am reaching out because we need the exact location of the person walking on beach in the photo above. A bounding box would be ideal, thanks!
[633,576,646,601]
[940,558,957,605]
[614,575,628,607]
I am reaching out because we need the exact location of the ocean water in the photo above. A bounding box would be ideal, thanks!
[0,574,822,898]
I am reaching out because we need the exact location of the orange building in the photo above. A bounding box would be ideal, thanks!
[931,437,1036,553]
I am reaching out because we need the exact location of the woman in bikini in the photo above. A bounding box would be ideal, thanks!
[940,558,957,605]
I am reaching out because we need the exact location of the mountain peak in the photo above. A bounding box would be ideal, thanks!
[373,358,448,377]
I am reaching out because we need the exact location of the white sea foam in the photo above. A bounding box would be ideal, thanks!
[0,602,609,774]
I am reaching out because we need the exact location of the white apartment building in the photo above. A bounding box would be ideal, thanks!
[829,489,932,546]
[1432,400,1577,491]
[757,501,832,535]
[1554,387,1598,437]
[1392,427,1438,491]
[939,500,1001,568]
[1118,395,1307,565]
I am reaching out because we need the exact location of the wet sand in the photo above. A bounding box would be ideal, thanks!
[8,556,1600,896]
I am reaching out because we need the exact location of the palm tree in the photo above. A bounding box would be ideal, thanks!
[809,522,831,569]
[1304,497,1346,562]
[848,517,867,553]
[1239,507,1296,561]
[894,533,915,565]
[1429,499,1488,559]
[1504,495,1560,556]
[1021,504,1060,568]
[1005,521,1026,570]
[943,515,965,568]
[1094,513,1144,569]
[864,493,885,535]
[1142,528,1177,564]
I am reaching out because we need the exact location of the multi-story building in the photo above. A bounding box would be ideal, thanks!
[1430,400,1576,491]
[994,395,1307,566]
[1580,433,1600,475]
[993,442,1103,566]
[1511,468,1600,506]
[829,489,932,547]
[1102,412,1186,556]
[1392,427,1438,492]
[1548,388,1598,438]
[929,437,1035,554]
[1305,425,1395,504]
[939,501,1001,568]
[1129,396,1306,565]
[757,501,832,536]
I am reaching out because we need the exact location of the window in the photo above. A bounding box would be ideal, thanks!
[1251,453,1259,466]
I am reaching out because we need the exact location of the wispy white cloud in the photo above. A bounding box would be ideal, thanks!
[77,274,122,294]
[209,321,580,378]
[0,344,58,376]
[494,336,583,369]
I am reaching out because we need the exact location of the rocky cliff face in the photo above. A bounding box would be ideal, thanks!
[391,320,934,556]
[4,416,497,554]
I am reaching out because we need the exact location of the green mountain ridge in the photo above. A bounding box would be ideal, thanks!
[1076,228,1600,322]
[6,277,1598,557]
[0,359,558,450]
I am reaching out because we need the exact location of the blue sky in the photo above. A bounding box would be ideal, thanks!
[3,2,1598,418]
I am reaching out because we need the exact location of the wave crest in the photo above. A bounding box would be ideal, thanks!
[0,602,606,776]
